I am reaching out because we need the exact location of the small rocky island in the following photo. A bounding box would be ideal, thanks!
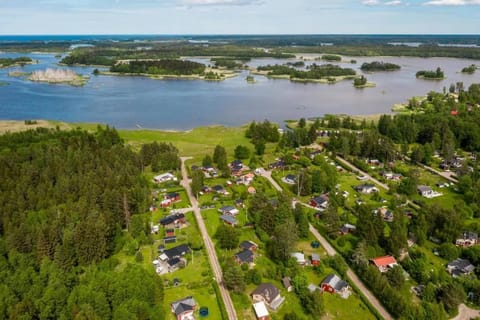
[29,68,88,86]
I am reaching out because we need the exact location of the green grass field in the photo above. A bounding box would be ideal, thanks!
[118,126,253,160]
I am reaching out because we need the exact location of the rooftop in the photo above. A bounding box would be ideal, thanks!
[371,255,397,267]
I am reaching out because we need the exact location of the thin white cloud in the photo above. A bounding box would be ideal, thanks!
[424,0,480,5]
[180,0,262,5]
[385,0,402,5]
[362,0,381,5]
[362,0,405,5]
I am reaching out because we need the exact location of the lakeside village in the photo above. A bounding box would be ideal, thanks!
[145,121,479,320]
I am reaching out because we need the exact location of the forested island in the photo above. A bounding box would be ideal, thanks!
[461,64,477,74]
[320,54,342,62]
[211,57,248,69]
[255,63,356,83]
[416,67,445,80]
[353,75,375,88]
[106,59,236,81]
[0,56,33,68]
[360,61,401,72]
[110,59,206,75]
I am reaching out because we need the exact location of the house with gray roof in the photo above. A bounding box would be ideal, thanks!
[251,283,285,311]
[447,258,475,277]
[321,274,350,297]
[170,296,197,320]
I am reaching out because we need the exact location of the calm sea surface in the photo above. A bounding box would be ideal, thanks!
[1,52,480,130]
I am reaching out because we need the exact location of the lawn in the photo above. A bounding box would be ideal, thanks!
[118,125,253,160]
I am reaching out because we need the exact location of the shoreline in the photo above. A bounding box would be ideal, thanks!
[99,70,238,81]
[0,113,393,135]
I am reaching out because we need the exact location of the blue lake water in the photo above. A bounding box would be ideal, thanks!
[1,52,480,130]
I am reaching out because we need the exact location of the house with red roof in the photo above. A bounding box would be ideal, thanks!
[370,255,398,273]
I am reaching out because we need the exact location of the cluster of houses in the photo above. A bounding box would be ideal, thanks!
[289,252,321,266]
[251,270,352,319]
[439,156,465,171]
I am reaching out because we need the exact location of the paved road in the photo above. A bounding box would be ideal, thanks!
[309,224,393,320]
[180,157,238,320]
[259,169,283,192]
[336,156,389,190]
[451,304,480,320]
[419,163,459,184]
[261,168,393,320]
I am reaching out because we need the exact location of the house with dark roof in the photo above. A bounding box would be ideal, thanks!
[170,296,197,320]
[167,258,184,272]
[164,244,190,260]
[166,192,181,202]
[283,174,296,185]
[163,236,177,244]
[235,250,254,265]
[321,274,349,296]
[282,277,293,292]
[370,256,398,273]
[456,231,479,247]
[235,199,245,208]
[213,185,227,194]
[240,240,258,251]
[251,283,285,311]
[354,184,379,194]
[374,207,394,222]
[339,223,356,235]
[310,195,329,209]
[417,185,434,198]
[268,159,286,170]
[220,214,238,226]
[447,258,475,277]
[160,213,186,227]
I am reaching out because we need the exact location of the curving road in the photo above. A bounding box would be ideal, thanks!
[260,168,393,320]
[180,157,238,320]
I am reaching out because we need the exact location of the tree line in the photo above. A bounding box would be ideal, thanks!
[0,127,170,319]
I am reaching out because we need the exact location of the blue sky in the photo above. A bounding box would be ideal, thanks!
[0,0,479,34]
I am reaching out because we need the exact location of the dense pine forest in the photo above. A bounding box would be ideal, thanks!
[257,63,356,79]
[0,127,169,320]
[110,59,206,75]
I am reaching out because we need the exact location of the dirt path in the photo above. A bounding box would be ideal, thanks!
[451,304,480,320]
[180,157,238,320]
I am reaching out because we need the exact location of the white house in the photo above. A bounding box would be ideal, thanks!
[153,173,177,183]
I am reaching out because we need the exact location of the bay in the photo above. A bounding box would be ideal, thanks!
[1,52,480,130]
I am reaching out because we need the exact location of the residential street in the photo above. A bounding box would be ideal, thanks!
[260,168,393,320]
[335,156,390,190]
[180,157,238,320]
